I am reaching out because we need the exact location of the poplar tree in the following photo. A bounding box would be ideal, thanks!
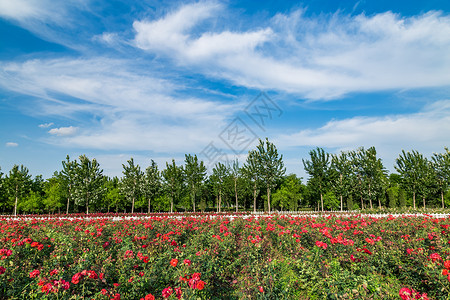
[432,147,450,208]
[162,159,184,213]
[60,155,78,214]
[120,158,144,214]
[144,159,161,213]
[254,138,285,213]
[303,147,330,211]
[5,165,32,216]
[184,154,206,212]
[73,155,104,214]
[211,162,229,213]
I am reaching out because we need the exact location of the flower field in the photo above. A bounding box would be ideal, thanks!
[1,213,450,299]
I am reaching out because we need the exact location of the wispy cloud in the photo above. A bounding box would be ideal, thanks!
[274,100,450,169]
[0,57,241,152]
[38,122,54,128]
[133,3,450,99]
[5,142,18,147]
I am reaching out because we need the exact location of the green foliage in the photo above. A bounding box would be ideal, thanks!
[254,138,286,213]
[5,164,32,215]
[184,154,207,212]
[143,160,161,213]
[303,147,330,211]
[162,159,185,213]
[73,155,104,214]
[120,158,144,214]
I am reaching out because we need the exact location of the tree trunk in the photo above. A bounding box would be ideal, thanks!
[131,196,135,214]
[340,195,343,212]
[253,182,257,213]
[66,197,70,214]
[378,197,381,209]
[218,191,222,213]
[267,187,271,213]
[235,179,238,213]
[148,198,151,214]
[320,193,323,212]
[14,184,18,216]
[368,183,373,209]
[442,191,445,209]
[413,191,416,209]
[423,196,426,209]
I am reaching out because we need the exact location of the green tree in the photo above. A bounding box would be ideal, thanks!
[144,160,161,213]
[230,159,241,212]
[162,159,184,213]
[330,152,352,211]
[184,154,207,213]
[211,162,229,213]
[43,176,64,213]
[272,174,303,211]
[5,165,32,215]
[253,138,285,213]
[432,148,450,208]
[73,155,104,214]
[303,147,330,211]
[395,150,428,209]
[120,158,144,214]
[60,155,78,214]
[242,149,261,213]
[104,176,124,212]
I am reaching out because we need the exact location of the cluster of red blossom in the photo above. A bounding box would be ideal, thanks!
[164,258,205,299]
[399,287,429,300]
[71,269,102,284]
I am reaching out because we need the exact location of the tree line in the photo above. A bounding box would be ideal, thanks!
[0,139,449,215]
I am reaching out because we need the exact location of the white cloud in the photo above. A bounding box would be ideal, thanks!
[48,126,78,136]
[274,100,450,170]
[133,5,450,99]
[0,57,241,153]
[38,122,53,128]
[133,2,273,62]
[5,142,18,147]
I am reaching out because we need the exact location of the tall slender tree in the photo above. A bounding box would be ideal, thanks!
[303,147,330,211]
[144,160,161,213]
[73,155,104,214]
[254,138,285,213]
[162,159,184,213]
[230,159,241,212]
[184,154,207,212]
[242,149,261,213]
[395,150,427,209]
[60,155,78,214]
[211,162,229,213]
[120,158,144,214]
[432,148,450,208]
[5,165,32,216]
[330,152,352,211]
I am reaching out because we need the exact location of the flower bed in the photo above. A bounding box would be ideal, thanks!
[1,213,449,299]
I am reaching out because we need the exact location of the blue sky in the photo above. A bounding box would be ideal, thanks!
[1,0,450,180]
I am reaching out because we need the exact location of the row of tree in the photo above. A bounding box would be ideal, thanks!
[302,146,450,211]
[0,140,449,215]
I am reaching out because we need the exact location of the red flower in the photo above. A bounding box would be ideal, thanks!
[444,260,450,270]
[29,269,40,278]
[0,266,5,275]
[259,286,264,293]
[170,258,178,267]
[110,293,121,300]
[162,287,173,298]
[141,294,155,300]
[175,287,182,299]
[196,280,205,290]
[399,287,412,300]
[429,253,441,262]
[184,259,191,266]
[101,289,108,295]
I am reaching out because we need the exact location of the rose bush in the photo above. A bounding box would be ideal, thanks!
[0,213,450,299]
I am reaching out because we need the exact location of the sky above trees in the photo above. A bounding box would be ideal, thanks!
[0,0,449,179]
